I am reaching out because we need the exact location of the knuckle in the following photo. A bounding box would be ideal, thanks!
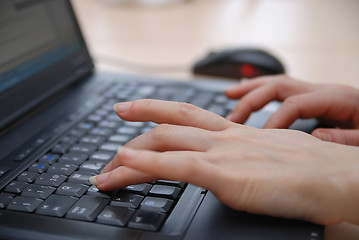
[182,156,201,178]
[177,102,198,119]
[132,98,154,111]
[283,96,299,105]
[150,124,173,141]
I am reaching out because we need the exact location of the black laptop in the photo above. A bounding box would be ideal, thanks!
[0,1,324,239]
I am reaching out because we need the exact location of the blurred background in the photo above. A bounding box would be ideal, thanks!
[71,0,359,87]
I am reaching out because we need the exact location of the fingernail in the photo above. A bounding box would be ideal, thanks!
[89,172,110,186]
[315,131,332,142]
[89,176,97,185]
[113,102,131,113]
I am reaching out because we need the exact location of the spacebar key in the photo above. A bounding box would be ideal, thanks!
[66,196,109,221]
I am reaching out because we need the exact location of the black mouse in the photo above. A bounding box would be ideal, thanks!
[192,48,285,79]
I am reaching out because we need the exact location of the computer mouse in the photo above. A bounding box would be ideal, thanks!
[192,48,285,79]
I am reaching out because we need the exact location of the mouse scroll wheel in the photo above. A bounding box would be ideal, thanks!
[239,64,259,78]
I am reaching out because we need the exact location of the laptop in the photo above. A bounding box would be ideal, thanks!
[0,0,324,239]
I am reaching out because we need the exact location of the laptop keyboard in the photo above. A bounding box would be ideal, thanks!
[0,81,237,231]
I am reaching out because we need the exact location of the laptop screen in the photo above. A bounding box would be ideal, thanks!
[0,0,93,131]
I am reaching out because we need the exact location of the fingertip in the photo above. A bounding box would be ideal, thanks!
[89,176,97,185]
[113,102,131,114]
[89,172,110,187]
[312,129,333,142]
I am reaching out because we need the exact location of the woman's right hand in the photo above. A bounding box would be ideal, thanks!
[224,75,359,146]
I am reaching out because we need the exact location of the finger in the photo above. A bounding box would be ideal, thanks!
[90,166,156,191]
[225,78,266,99]
[101,124,213,173]
[101,153,121,174]
[113,99,231,131]
[312,129,359,146]
[125,123,213,151]
[264,92,332,129]
[117,147,222,191]
[226,83,279,123]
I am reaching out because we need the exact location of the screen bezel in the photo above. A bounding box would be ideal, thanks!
[0,0,94,131]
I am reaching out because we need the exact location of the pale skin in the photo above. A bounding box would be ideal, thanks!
[225,75,359,146]
[90,76,359,226]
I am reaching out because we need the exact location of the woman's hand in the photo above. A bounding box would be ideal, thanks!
[225,75,359,146]
[90,99,359,225]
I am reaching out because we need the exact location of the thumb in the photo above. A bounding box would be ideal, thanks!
[312,128,359,146]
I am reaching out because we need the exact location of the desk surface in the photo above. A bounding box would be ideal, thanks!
[72,0,359,87]
[71,0,359,239]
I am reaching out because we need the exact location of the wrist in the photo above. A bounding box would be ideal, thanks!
[331,145,359,225]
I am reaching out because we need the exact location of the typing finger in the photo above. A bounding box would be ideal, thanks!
[226,83,279,123]
[90,165,156,191]
[264,92,332,129]
[115,147,223,191]
[225,78,267,99]
[113,99,231,131]
[125,124,213,151]
[101,124,213,173]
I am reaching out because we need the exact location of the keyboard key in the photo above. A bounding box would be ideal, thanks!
[89,151,114,162]
[98,120,118,129]
[66,196,109,221]
[60,135,78,145]
[128,210,166,231]
[95,109,109,116]
[86,185,115,198]
[28,163,49,173]
[99,143,118,152]
[51,143,70,154]
[60,153,88,165]
[78,122,94,131]
[111,192,144,208]
[79,161,106,173]
[56,182,89,197]
[149,185,181,199]
[191,92,214,109]
[39,154,59,165]
[5,181,29,193]
[36,195,78,217]
[17,171,39,183]
[207,104,226,116]
[7,196,43,212]
[22,184,55,199]
[140,197,173,213]
[90,127,114,136]
[156,180,186,188]
[35,173,67,187]
[68,129,86,138]
[68,171,95,185]
[0,193,14,208]
[87,114,103,123]
[0,168,9,178]
[97,206,134,226]
[109,135,130,144]
[48,163,78,176]
[124,121,145,128]
[123,183,152,195]
[79,135,106,146]
[116,127,137,135]
[70,144,97,155]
